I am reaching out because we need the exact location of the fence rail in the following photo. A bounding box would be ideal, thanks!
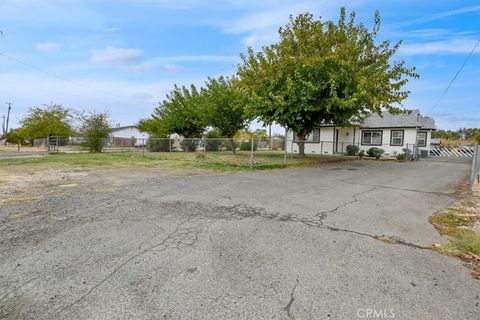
[25,137,480,177]
[430,145,476,158]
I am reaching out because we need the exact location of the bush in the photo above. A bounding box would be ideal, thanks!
[180,139,198,152]
[367,147,384,159]
[80,112,111,152]
[396,153,406,161]
[148,138,171,152]
[239,139,258,151]
[358,150,365,159]
[346,144,359,156]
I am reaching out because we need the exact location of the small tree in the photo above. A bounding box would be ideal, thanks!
[80,112,111,152]
[150,85,207,138]
[18,104,74,140]
[6,129,24,150]
[138,118,168,138]
[202,76,249,154]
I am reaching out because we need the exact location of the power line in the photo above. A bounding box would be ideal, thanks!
[0,52,159,107]
[427,38,480,115]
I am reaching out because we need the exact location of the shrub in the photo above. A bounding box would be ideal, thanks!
[239,139,258,151]
[396,153,406,161]
[346,144,359,156]
[367,147,384,159]
[358,150,365,159]
[80,112,111,152]
[148,138,171,152]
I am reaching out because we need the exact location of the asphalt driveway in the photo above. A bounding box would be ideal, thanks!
[1,159,478,319]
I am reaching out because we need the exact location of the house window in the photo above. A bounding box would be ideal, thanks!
[390,130,404,146]
[417,131,427,147]
[361,130,382,146]
[293,129,320,143]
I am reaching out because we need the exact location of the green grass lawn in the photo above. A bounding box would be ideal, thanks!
[0,151,351,171]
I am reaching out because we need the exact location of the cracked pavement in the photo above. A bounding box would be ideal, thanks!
[1,159,479,319]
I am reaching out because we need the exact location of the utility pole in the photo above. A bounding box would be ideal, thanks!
[2,114,5,137]
[5,102,12,136]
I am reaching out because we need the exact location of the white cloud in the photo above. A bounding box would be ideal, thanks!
[35,42,60,53]
[400,38,480,55]
[90,46,143,64]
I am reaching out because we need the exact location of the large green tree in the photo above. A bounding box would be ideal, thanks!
[150,84,207,138]
[237,9,418,156]
[18,104,74,140]
[201,76,249,153]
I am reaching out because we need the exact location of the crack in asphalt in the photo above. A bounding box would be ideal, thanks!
[55,216,203,315]
[9,187,431,316]
[283,278,299,320]
[341,180,454,197]
[0,277,37,304]
[315,187,377,219]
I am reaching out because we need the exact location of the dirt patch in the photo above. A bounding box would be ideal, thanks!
[0,162,212,204]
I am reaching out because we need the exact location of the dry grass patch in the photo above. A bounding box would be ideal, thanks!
[431,183,480,279]
[0,195,44,205]
[376,235,397,244]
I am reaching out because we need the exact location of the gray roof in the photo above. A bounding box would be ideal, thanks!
[111,125,138,132]
[360,110,435,129]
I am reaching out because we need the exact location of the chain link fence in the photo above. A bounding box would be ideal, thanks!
[28,136,358,168]
[31,136,479,169]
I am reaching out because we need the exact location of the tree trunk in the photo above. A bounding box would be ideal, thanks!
[296,130,307,158]
[230,138,236,155]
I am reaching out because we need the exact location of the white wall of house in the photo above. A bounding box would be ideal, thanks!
[110,127,149,146]
[286,127,432,156]
[286,127,335,155]
[111,127,149,140]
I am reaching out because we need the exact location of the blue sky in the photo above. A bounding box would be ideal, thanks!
[0,0,479,132]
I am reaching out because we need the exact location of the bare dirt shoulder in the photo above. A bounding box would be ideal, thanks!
[0,162,211,205]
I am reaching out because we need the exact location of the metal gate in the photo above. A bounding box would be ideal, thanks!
[428,145,476,159]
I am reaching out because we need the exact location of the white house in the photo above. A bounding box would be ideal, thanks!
[286,110,435,157]
[110,126,150,147]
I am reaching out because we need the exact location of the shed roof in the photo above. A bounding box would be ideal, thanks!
[111,125,138,132]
